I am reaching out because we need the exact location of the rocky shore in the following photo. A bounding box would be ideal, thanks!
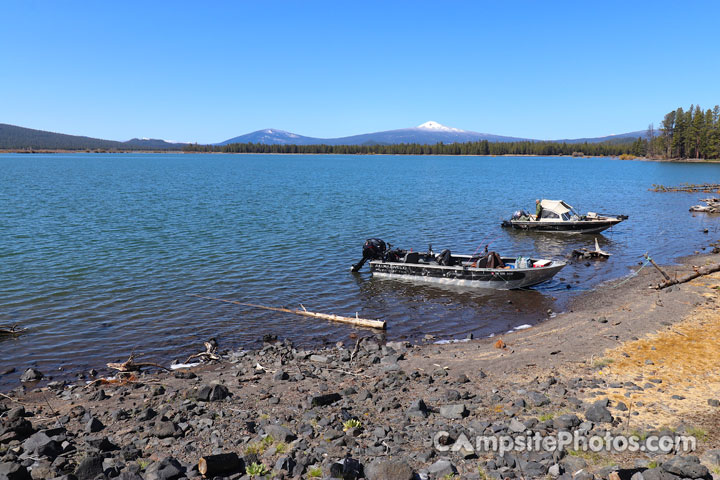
[2,253,720,480]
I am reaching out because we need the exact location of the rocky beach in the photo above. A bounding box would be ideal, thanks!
[2,249,720,480]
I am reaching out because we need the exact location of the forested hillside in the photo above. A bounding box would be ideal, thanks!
[0,124,183,150]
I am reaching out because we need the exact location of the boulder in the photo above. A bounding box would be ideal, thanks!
[263,424,296,443]
[406,399,429,418]
[661,456,710,479]
[0,462,31,480]
[74,454,104,480]
[439,404,468,419]
[19,368,43,383]
[365,459,414,480]
[585,404,613,423]
[310,393,341,407]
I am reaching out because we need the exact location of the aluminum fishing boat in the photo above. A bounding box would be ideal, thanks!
[350,239,565,290]
[502,199,627,234]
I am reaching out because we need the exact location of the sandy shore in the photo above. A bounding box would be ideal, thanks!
[2,250,719,479]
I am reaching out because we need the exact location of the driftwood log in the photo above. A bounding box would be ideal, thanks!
[655,262,720,289]
[644,253,671,282]
[107,353,170,375]
[0,324,27,336]
[198,453,242,477]
[188,294,386,330]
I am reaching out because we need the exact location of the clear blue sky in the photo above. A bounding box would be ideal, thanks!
[1,1,718,143]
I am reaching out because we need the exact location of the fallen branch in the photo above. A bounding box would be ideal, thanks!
[107,353,170,374]
[644,253,671,282]
[185,338,221,363]
[188,294,386,330]
[655,262,720,289]
[0,324,27,336]
[349,337,364,363]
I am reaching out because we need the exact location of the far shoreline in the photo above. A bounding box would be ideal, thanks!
[1,149,719,163]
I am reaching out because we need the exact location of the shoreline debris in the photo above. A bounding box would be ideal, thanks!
[188,294,386,330]
[690,197,720,213]
[0,324,27,336]
[572,238,611,260]
[651,183,720,193]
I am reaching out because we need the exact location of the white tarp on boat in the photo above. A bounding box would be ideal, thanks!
[540,199,572,215]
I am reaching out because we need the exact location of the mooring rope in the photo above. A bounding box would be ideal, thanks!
[610,257,651,289]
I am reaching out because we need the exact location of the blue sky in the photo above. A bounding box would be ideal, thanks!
[1,1,719,143]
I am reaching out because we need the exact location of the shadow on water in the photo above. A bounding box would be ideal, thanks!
[350,271,556,340]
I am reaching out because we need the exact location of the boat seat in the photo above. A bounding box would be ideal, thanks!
[403,252,419,264]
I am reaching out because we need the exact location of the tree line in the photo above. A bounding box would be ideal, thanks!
[649,104,720,160]
[183,104,720,160]
[183,139,636,157]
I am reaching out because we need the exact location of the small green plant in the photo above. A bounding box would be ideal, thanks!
[628,429,649,442]
[478,465,489,480]
[538,412,555,422]
[246,462,269,477]
[710,464,720,476]
[261,434,275,447]
[342,418,362,431]
[592,357,614,369]
[686,426,708,441]
[442,474,457,479]
[567,449,617,467]
[647,460,659,469]
[136,459,150,471]
[307,466,323,477]
[275,441,288,454]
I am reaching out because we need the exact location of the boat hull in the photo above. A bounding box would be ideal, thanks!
[369,257,565,290]
[501,218,623,234]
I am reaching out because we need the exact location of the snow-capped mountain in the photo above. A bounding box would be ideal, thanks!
[416,121,465,133]
[217,128,319,146]
[217,121,527,146]
[216,122,648,146]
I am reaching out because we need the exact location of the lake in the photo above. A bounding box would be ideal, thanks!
[1,153,718,387]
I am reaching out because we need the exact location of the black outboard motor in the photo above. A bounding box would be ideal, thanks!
[436,249,454,266]
[351,238,387,272]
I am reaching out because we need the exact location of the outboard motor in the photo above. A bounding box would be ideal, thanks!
[351,238,387,272]
[436,249,454,266]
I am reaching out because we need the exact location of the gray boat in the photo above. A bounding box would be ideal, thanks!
[351,239,565,290]
[502,199,627,234]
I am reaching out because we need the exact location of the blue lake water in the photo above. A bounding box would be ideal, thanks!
[1,153,718,386]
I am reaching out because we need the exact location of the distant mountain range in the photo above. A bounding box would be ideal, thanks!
[217,121,648,146]
[0,123,184,150]
[0,121,649,151]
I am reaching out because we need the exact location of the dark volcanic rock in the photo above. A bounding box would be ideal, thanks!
[439,404,468,419]
[406,399,429,418]
[22,431,62,459]
[585,404,613,423]
[74,454,104,480]
[553,414,581,430]
[19,368,43,383]
[642,467,681,480]
[85,417,104,433]
[528,391,550,406]
[661,456,710,478]
[0,416,35,442]
[192,383,231,402]
[154,420,179,439]
[263,424,296,443]
[365,459,414,480]
[0,462,31,480]
[144,456,184,480]
[330,457,363,480]
[310,393,342,407]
